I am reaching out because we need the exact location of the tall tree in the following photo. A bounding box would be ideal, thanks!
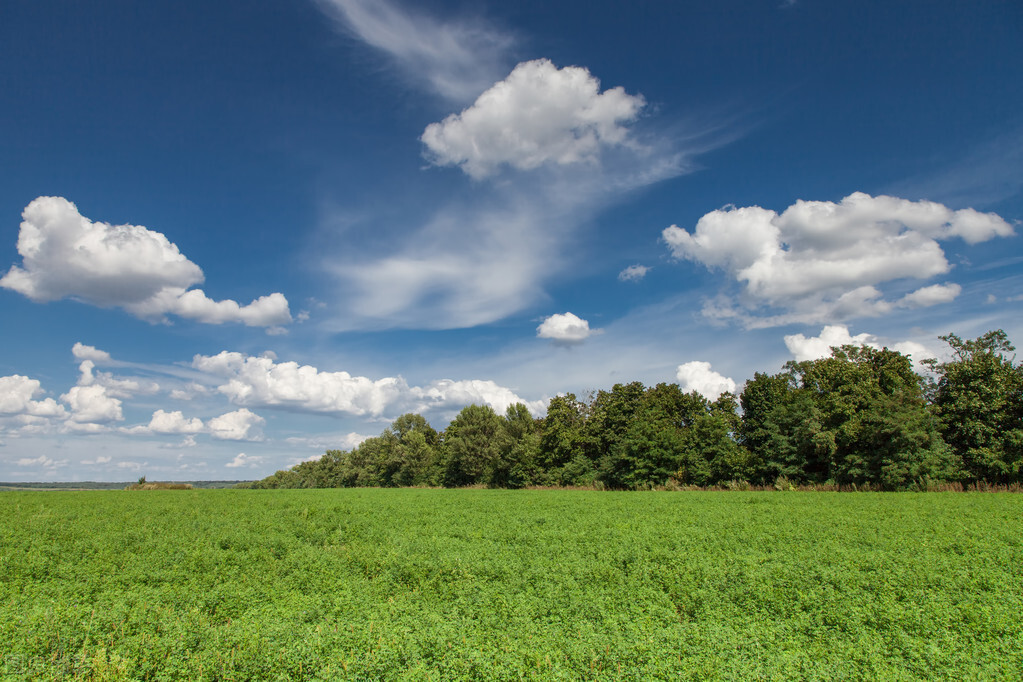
[442,404,506,487]
[926,330,1023,484]
[786,345,955,488]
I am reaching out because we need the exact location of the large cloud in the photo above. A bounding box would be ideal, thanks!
[192,351,544,418]
[663,192,1015,327]
[536,312,600,344]
[675,361,736,401]
[422,59,646,179]
[1,197,291,328]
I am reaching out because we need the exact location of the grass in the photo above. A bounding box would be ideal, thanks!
[0,489,1020,680]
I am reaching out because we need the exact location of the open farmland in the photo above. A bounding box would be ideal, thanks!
[1,489,1020,680]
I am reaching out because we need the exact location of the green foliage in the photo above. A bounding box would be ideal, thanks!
[1,489,1020,679]
[739,345,955,489]
[926,330,1023,484]
[248,330,1019,492]
[442,404,506,487]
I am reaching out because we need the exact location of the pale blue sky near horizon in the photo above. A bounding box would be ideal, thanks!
[1,0,1021,480]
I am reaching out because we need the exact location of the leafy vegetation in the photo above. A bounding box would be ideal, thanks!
[249,330,1023,491]
[1,489,1020,679]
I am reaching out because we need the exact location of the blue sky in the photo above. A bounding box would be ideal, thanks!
[2,0,1021,481]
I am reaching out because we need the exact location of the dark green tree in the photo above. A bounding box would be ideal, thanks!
[925,330,1023,483]
[442,404,506,487]
[538,394,595,484]
[501,403,543,488]
[787,345,955,488]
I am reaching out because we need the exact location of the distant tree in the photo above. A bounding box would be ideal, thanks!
[925,330,1023,484]
[739,372,797,482]
[785,345,955,488]
[538,394,595,483]
[587,382,646,464]
[383,413,440,486]
[501,403,543,488]
[442,404,506,487]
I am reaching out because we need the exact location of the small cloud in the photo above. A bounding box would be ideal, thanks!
[987,294,998,304]
[618,264,650,282]
[72,343,112,363]
[226,452,264,469]
[207,408,265,442]
[675,361,736,401]
[17,454,69,469]
[536,312,601,345]
[897,283,961,308]
[122,409,204,436]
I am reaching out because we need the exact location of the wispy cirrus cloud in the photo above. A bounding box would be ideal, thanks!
[313,0,514,102]
[323,59,691,330]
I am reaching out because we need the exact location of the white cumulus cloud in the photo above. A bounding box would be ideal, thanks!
[207,409,265,442]
[536,312,600,344]
[72,343,112,363]
[675,361,736,401]
[663,192,1015,326]
[61,385,123,425]
[0,375,66,418]
[76,360,158,399]
[784,325,879,362]
[192,351,543,419]
[123,409,205,436]
[226,452,264,469]
[422,59,646,179]
[784,325,938,368]
[1,197,291,328]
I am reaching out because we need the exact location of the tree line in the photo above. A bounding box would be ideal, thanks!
[242,330,1022,491]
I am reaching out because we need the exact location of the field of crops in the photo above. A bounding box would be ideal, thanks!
[1,489,1020,680]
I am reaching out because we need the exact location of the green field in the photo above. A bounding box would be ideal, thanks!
[1,490,1020,680]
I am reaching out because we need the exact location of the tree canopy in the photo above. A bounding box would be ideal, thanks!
[244,330,1022,491]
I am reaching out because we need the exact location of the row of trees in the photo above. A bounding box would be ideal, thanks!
[244,331,1022,491]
